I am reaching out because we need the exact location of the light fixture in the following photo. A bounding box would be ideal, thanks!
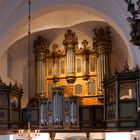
[18,123,40,140]
[18,0,40,139]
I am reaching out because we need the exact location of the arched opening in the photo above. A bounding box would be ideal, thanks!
[0,3,133,67]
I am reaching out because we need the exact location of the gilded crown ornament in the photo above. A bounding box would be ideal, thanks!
[63,29,78,46]
[33,35,49,53]
[93,27,111,44]
[82,39,89,50]
[93,27,112,56]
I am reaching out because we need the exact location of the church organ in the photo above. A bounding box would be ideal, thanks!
[30,28,111,130]
[1,26,139,132]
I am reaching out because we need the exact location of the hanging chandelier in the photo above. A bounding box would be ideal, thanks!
[18,122,40,140]
[18,0,40,139]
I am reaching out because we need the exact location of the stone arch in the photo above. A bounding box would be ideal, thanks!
[0,2,134,68]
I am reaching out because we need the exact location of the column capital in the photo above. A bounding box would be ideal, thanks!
[96,45,112,56]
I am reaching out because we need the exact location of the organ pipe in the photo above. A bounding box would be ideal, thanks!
[33,35,49,98]
[93,27,112,95]
[63,29,78,84]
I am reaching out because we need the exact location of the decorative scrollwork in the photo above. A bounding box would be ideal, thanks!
[124,0,140,47]
[93,26,111,45]
[33,35,50,53]
[63,29,78,47]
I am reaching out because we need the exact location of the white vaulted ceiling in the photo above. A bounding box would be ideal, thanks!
[0,0,140,70]
[1,0,140,107]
